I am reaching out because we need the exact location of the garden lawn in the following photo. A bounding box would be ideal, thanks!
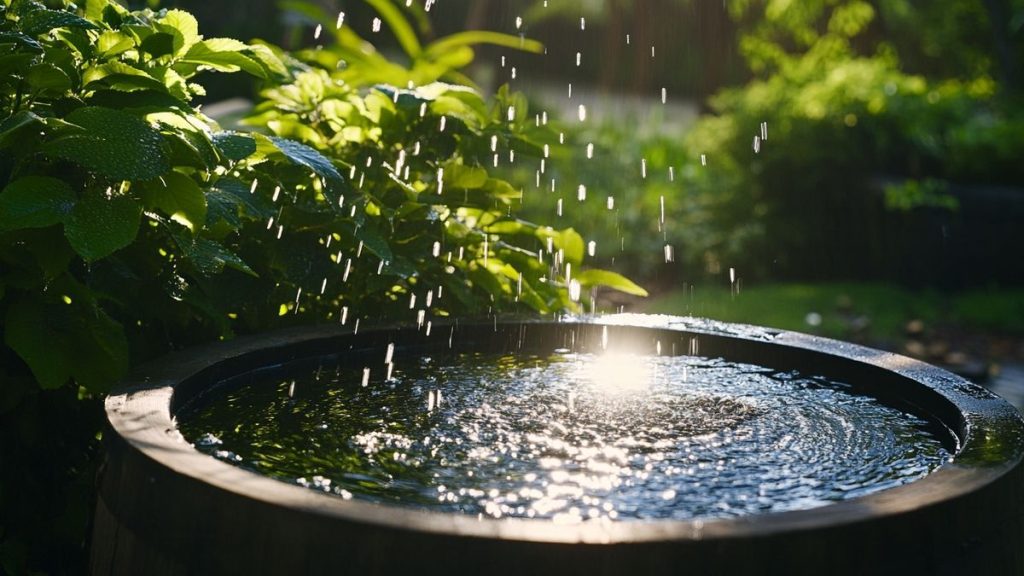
[641,282,1024,345]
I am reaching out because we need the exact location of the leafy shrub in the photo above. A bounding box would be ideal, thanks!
[0,0,642,571]
[683,0,1024,281]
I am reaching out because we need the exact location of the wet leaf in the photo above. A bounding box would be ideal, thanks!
[355,224,394,262]
[20,9,98,37]
[267,136,345,191]
[141,171,206,232]
[64,195,142,261]
[43,106,169,181]
[173,232,256,277]
[210,178,272,219]
[212,132,257,161]
[0,176,75,231]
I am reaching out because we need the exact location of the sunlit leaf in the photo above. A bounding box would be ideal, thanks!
[575,269,649,297]
[141,171,206,232]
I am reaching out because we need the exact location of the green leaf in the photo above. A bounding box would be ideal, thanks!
[63,195,142,261]
[96,30,135,58]
[244,43,290,79]
[26,62,71,93]
[87,89,189,112]
[141,171,206,232]
[5,299,72,389]
[575,269,649,297]
[212,131,256,161]
[139,32,176,58]
[43,106,169,181]
[181,39,268,78]
[4,296,128,392]
[267,136,344,190]
[205,189,242,229]
[20,9,99,37]
[0,53,36,80]
[444,164,488,189]
[0,176,75,231]
[0,110,44,149]
[559,228,585,264]
[425,31,543,60]
[158,9,200,57]
[173,233,256,277]
[0,31,44,52]
[354,224,394,262]
[210,178,272,219]
[83,61,167,92]
[537,227,585,264]
[21,227,75,280]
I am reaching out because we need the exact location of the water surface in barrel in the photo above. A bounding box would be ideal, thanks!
[179,352,951,522]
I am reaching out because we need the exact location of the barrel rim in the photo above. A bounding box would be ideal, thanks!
[104,314,1024,544]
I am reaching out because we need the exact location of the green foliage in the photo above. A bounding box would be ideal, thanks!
[0,2,642,570]
[279,0,543,89]
[670,0,1024,279]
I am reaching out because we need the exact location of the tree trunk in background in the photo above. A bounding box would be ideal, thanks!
[601,0,628,90]
[466,2,491,31]
[696,0,731,109]
[981,0,1019,91]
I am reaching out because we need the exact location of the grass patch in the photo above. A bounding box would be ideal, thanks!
[641,283,1024,343]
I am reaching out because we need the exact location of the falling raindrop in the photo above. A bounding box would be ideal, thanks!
[569,280,582,302]
[372,18,381,32]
